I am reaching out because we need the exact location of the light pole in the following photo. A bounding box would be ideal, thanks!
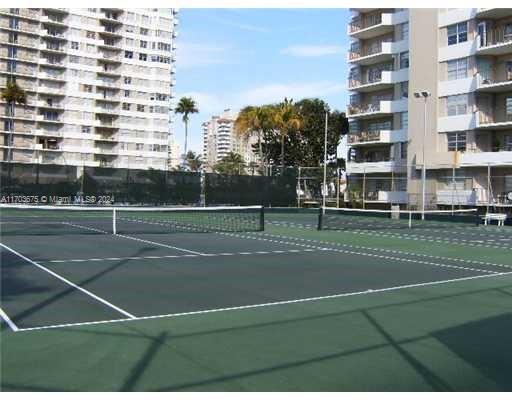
[322,107,329,211]
[413,91,431,219]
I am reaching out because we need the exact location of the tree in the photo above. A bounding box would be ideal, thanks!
[1,80,26,163]
[272,98,302,172]
[261,98,349,168]
[185,151,202,172]
[174,97,198,167]
[214,152,246,175]
[234,105,273,174]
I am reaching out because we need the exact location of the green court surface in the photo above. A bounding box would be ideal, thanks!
[1,209,512,391]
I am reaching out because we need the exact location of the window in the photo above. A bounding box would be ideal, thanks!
[86,31,96,39]
[139,53,147,61]
[400,82,408,98]
[124,90,130,97]
[7,60,16,73]
[81,84,93,93]
[8,32,17,43]
[400,142,407,159]
[136,143,144,150]
[507,97,512,117]
[349,120,360,133]
[400,112,408,130]
[447,132,466,151]
[7,46,17,58]
[137,104,145,112]
[447,22,467,45]
[447,58,468,80]
[368,120,392,131]
[71,41,79,50]
[69,55,80,63]
[125,24,134,33]
[140,27,149,36]
[81,126,91,133]
[125,38,134,47]
[122,103,131,111]
[400,22,409,41]
[446,94,469,116]
[140,40,147,48]
[399,51,409,69]
[124,51,133,59]
[9,17,19,29]
[124,77,131,84]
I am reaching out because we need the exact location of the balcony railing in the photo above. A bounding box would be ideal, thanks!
[349,13,383,33]
[347,102,381,116]
[349,41,387,60]
[478,110,512,125]
[347,131,382,144]
[478,26,512,49]
[477,69,512,86]
[348,70,388,88]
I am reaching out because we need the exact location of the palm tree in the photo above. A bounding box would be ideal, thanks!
[174,97,198,168]
[185,151,203,172]
[214,152,246,175]
[273,98,302,172]
[1,80,26,163]
[234,105,272,174]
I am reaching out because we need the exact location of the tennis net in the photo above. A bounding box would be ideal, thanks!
[317,207,479,231]
[0,205,264,236]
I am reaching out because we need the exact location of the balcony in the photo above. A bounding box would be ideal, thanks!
[39,30,67,40]
[364,190,408,204]
[347,129,407,146]
[95,147,118,155]
[476,71,512,93]
[99,26,122,37]
[348,40,408,66]
[476,9,512,19]
[98,53,122,63]
[477,111,512,130]
[40,15,67,27]
[476,27,512,56]
[460,149,512,166]
[438,113,477,132]
[346,159,406,174]
[95,120,119,129]
[37,86,65,96]
[96,95,121,103]
[349,10,408,40]
[36,115,63,124]
[347,99,407,119]
[94,134,118,142]
[98,40,122,51]
[38,58,65,68]
[39,43,65,53]
[33,129,62,137]
[349,68,408,92]
[95,106,119,115]
[95,79,119,89]
[36,100,64,109]
[39,72,65,81]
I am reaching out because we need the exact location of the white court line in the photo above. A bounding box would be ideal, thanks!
[219,232,500,275]
[0,243,136,319]
[0,307,19,332]
[41,248,320,263]
[15,270,512,333]
[61,221,206,256]
[114,234,205,256]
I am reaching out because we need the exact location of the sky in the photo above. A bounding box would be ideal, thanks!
[173,8,352,154]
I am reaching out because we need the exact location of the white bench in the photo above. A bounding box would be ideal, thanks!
[483,213,508,227]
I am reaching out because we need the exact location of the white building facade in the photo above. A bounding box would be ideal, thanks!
[0,8,178,171]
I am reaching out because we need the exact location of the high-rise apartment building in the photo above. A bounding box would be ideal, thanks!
[202,109,258,172]
[347,8,512,208]
[0,8,178,171]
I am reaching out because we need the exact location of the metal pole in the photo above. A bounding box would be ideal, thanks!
[322,110,328,211]
[487,163,490,214]
[421,97,427,219]
[362,168,366,209]
[297,166,301,208]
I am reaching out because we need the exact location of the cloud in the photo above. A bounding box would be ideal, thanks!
[176,42,230,69]
[238,81,345,106]
[281,45,345,58]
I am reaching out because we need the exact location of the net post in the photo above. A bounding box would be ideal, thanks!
[317,207,323,230]
[408,210,412,229]
[259,206,265,231]
[112,208,117,234]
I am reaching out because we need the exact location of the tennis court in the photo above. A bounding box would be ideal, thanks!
[2,205,512,391]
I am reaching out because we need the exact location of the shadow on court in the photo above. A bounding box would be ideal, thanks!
[3,282,512,391]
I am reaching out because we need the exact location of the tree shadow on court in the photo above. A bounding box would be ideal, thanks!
[7,245,158,326]
[433,313,512,390]
[4,282,512,391]
[1,252,51,299]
